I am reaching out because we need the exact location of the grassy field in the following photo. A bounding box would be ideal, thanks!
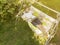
[0,0,60,45]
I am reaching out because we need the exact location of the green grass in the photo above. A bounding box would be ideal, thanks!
[0,18,40,45]
[0,0,60,45]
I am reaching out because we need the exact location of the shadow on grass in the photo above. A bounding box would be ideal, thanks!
[0,18,40,45]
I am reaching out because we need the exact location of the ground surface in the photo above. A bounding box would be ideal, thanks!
[0,0,60,45]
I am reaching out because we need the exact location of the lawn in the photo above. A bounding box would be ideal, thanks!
[0,18,40,45]
[0,0,60,45]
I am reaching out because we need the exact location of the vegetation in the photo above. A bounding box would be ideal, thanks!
[0,0,39,45]
[0,0,60,45]
[0,0,21,23]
